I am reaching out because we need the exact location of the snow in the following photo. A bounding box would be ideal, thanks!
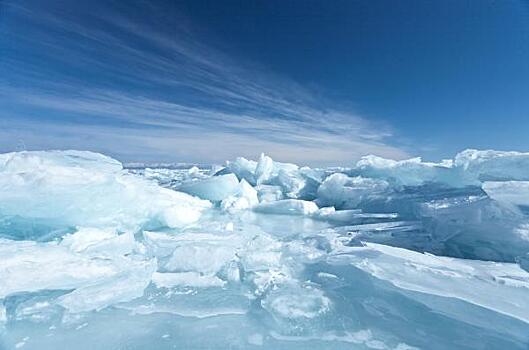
[1,149,529,349]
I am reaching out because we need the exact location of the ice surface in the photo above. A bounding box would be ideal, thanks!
[151,272,226,288]
[327,242,529,323]
[1,149,529,349]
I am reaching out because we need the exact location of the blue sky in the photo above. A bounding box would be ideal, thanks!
[1,0,529,166]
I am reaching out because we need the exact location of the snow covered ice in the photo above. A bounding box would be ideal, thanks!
[1,150,529,349]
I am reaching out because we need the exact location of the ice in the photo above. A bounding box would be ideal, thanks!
[354,155,459,187]
[255,153,274,184]
[418,195,529,261]
[454,149,529,182]
[314,207,398,223]
[261,283,331,319]
[56,258,156,313]
[152,272,226,288]
[222,154,321,199]
[1,149,529,349]
[177,173,240,201]
[0,304,6,325]
[164,236,238,274]
[353,149,529,187]
[482,181,529,206]
[0,151,211,237]
[130,166,208,187]
[223,156,258,184]
[254,199,319,215]
[220,179,259,212]
[59,228,140,257]
[0,238,154,310]
[269,330,419,350]
[328,242,529,323]
[517,253,529,272]
[256,184,284,202]
[317,173,390,209]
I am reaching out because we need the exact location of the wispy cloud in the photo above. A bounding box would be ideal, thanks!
[0,0,408,166]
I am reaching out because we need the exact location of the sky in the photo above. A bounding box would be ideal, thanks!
[1,0,529,166]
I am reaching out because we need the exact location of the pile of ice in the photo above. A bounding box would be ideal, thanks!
[0,150,528,350]
[0,151,210,239]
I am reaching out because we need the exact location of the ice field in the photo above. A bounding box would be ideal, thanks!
[1,149,529,349]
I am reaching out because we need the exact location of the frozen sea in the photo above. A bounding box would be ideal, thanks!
[1,150,529,349]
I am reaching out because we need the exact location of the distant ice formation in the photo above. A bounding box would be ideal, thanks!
[1,149,528,349]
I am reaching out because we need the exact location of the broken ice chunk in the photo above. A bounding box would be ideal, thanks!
[254,199,318,216]
[165,243,237,275]
[60,227,117,253]
[455,149,529,182]
[57,258,156,313]
[317,173,389,209]
[224,157,258,185]
[152,232,241,275]
[329,242,529,324]
[0,238,154,312]
[255,153,274,185]
[314,207,397,224]
[177,173,239,201]
[0,150,211,235]
[256,185,284,203]
[60,228,140,257]
[355,155,457,186]
[483,181,529,206]
[221,179,259,212]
